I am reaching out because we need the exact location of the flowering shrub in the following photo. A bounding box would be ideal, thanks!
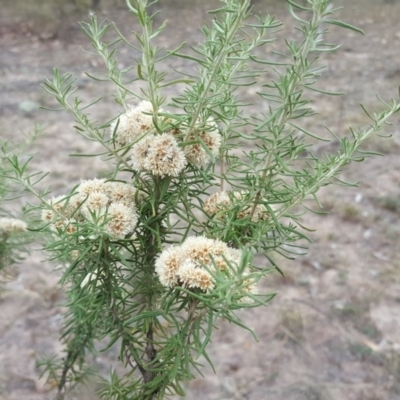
[0,217,28,272]
[0,142,30,279]
[4,0,400,399]
[42,179,140,238]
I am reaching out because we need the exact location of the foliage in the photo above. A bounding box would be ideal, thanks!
[4,0,400,398]
[0,137,34,280]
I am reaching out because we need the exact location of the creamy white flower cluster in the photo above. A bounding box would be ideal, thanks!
[0,217,27,237]
[155,236,257,300]
[130,133,187,177]
[181,117,221,168]
[111,101,222,176]
[203,191,270,223]
[41,179,141,239]
[110,101,155,146]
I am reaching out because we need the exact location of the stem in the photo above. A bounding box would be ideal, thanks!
[89,16,129,111]
[220,155,226,192]
[98,237,150,387]
[137,176,170,395]
[55,335,91,400]
[140,4,160,124]
[183,0,251,141]
[275,106,400,220]
[249,4,327,219]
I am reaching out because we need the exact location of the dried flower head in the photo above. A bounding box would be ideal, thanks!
[105,181,141,208]
[49,195,67,213]
[177,260,214,291]
[0,217,27,236]
[203,191,270,222]
[41,193,84,229]
[41,196,71,231]
[131,133,187,177]
[155,246,183,287]
[130,134,153,171]
[183,117,221,167]
[237,276,259,304]
[212,248,242,272]
[41,208,55,223]
[181,236,229,264]
[110,101,158,146]
[155,236,247,293]
[203,191,231,215]
[51,218,77,235]
[43,179,140,239]
[67,194,86,215]
[65,219,78,234]
[45,194,83,221]
[77,178,107,197]
[143,134,187,177]
[104,202,138,239]
[81,191,109,217]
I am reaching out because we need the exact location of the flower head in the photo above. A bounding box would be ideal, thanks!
[155,236,247,294]
[104,202,138,239]
[130,134,153,171]
[155,246,183,287]
[51,218,77,235]
[131,133,187,177]
[110,101,158,146]
[105,181,141,208]
[41,208,55,223]
[43,179,140,239]
[41,194,78,223]
[77,178,107,197]
[183,117,221,167]
[237,276,259,304]
[203,191,231,216]
[49,195,67,213]
[80,191,109,217]
[177,260,214,291]
[0,217,27,236]
[203,191,270,222]
[181,236,229,264]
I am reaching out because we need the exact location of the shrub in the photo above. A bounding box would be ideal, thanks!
[5,0,400,398]
[0,140,31,280]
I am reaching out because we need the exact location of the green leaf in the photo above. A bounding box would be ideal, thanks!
[302,84,345,96]
[160,78,196,88]
[286,0,311,11]
[172,52,206,66]
[324,19,364,35]
[125,311,162,326]
[137,64,144,80]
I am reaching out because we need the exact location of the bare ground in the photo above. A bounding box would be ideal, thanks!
[1,1,400,399]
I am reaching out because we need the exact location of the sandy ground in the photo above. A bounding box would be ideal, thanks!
[1,0,400,399]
